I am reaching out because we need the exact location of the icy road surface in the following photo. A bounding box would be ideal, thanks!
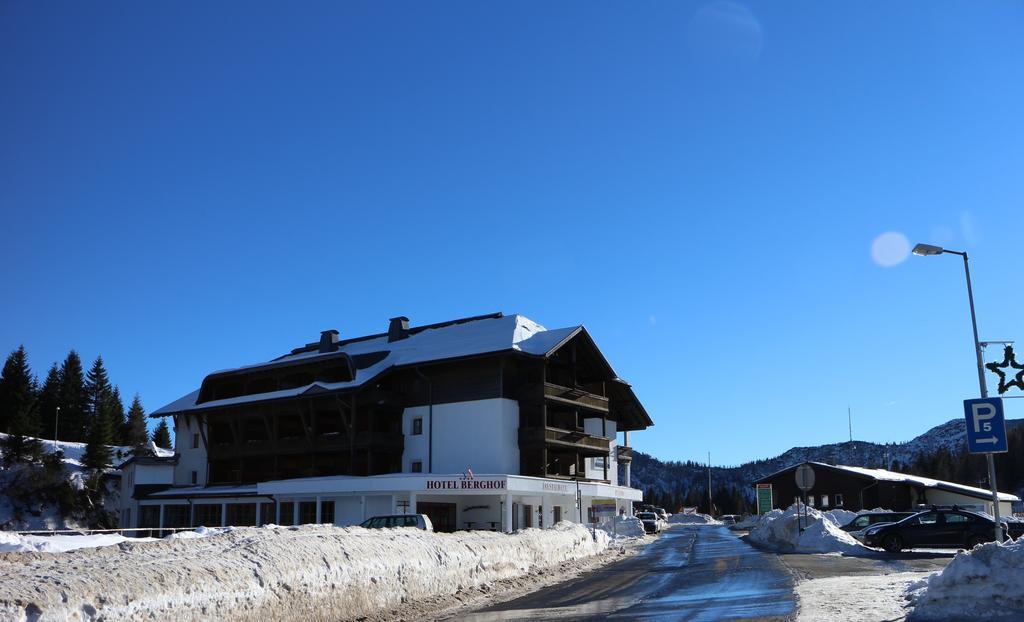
[455,524,795,621]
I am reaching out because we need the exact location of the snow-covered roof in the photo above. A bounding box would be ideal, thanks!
[152,314,585,417]
[824,463,1020,503]
[756,461,1020,502]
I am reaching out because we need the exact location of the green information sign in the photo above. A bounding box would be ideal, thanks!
[756,484,773,515]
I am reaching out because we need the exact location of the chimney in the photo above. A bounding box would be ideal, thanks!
[319,330,340,353]
[388,316,410,343]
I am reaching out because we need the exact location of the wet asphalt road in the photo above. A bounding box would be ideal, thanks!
[458,525,795,621]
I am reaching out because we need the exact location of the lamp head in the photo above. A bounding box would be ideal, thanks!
[912,243,944,256]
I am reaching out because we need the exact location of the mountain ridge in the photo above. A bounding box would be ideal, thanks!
[631,416,1024,510]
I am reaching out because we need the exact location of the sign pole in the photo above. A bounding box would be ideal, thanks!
[960,253,1003,543]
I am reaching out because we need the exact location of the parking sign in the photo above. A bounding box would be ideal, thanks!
[963,398,1008,454]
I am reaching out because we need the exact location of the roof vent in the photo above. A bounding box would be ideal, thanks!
[388,316,410,343]
[319,330,340,353]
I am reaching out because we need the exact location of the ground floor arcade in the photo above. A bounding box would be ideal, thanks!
[132,473,641,533]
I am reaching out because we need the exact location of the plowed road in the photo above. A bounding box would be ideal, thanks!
[459,524,795,621]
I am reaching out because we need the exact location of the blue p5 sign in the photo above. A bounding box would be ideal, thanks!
[963,398,1008,454]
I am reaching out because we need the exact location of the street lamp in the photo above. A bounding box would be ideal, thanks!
[913,242,1002,542]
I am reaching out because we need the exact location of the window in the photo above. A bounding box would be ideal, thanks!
[821,495,829,507]
[258,502,274,526]
[944,513,969,524]
[191,471,198,485]
[279,502,294,526]
[299,501,317,524]
[193,433,200,449]
[320,501,335,524]
[193,504,222,528]
[226,503,257,527]
[411,460,423,473]
[412,417,423,435]
[912,512,939,526]
[834,494,844,507]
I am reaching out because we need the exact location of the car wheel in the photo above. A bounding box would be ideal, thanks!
[883,534,903,553]
[967,535,987,549]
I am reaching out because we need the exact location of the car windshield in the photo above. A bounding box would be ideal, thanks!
[637,513,656,520]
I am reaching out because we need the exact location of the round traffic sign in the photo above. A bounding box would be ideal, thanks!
[795,464,815,492]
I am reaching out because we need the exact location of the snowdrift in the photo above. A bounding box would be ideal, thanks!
[746,504,870,554]
[668,512,720,524]
[598,516,645,538]
[0,522,611,621]
[909,538,1024,620]
[0,531,154,553]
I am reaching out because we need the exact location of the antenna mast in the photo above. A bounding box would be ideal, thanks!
[848,406,852,442]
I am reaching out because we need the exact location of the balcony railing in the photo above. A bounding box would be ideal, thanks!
[519,426,611,456]
[617,445,633,462]
[543,382,609,413]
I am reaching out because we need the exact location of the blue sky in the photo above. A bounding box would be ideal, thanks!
[2,1,1023,466]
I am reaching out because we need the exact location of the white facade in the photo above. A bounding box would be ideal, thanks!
[923,488,1015,517]
[402,398,520,475]
[583,417,617,483]
[173,414,207,487]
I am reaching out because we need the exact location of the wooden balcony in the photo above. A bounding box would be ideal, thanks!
[617,445,633,462]
[543,383,609,413]
[519,426,611,457]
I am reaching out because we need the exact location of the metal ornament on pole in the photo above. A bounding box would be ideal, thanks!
[913,244,1004,543]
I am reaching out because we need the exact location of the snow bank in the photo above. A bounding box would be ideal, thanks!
[668,512,721,524]
[909,538,1024,620]
[747,504,870,554]
[0,531,151,553]
[598,516,645,538]
[823,508,858,527]
[164,526,233,540]
[0,521,612,621]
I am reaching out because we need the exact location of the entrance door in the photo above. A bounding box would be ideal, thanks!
[419,502,457,533]
[554,506,562,524]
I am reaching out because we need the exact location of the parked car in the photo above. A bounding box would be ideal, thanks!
[718,514,740,526]
[359,514,434,531]
[840,512,915,542]
[653,507,669,521]
[863,507,1020,552]
[636,511,661,534]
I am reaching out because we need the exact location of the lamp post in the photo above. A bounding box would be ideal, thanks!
[912,242,1003,543]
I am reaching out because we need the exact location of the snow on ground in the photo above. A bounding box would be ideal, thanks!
[668,512,721,524]
[796,572,920,621]
[747,504,871,554]
[908,538,1024,620]
[0,521,613,621]
[0,531,156,553]
[164,525,233,540]
[598,516,645,538]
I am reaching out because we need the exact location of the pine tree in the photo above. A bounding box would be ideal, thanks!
[0,345,42,465]
[85,356,113,434]
[82,407,113,471]
[0,345,38,434]
[104,386,126,446]
[58,351,88,442]
[152,418,172,450]
[125,394,149,448]
[37,363,61,441]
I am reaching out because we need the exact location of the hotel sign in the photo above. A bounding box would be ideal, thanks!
[424,478,507,491]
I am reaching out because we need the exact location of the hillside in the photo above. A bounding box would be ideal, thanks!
[630,417,1024,512]
[0,434,146,531]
